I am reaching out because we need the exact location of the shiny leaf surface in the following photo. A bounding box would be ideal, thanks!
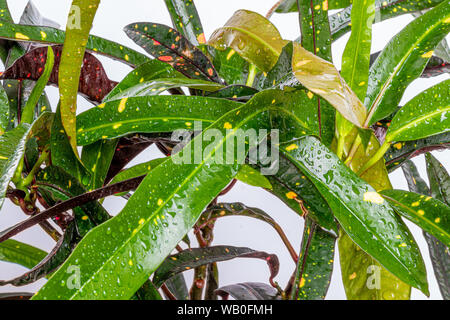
[0,239,47,270]
[215,282,280,300]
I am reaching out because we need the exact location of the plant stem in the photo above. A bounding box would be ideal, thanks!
[266,0,283,19]
[357,141,391,176]
[336,134,346,159]
[17,149,49,189]
[344,135,362,166]
[246,64,258,87]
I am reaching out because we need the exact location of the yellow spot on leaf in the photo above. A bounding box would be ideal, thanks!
[139,218,145,225]
[417,210,425,216]
[435,218,441,223]
[157,199,164,206]
[307,91,314,99]
[223,122,232,129]
[118,98,127,113]
[285,144,298,151]
[393,143,402,150]
[286,191,297,199]
[399,243,407,247]
[421,51,434,58]
[363,192,384,204]
[128,260,133,266]
[299,277,305,288]
[113,123,122,129]
[411,201,420,207]
[322,0,328,11]
[197,33,206,44]
[0,155,8,160]
[15,33,30,40]
[349,272,357,280]
[81,216,89,221]
[97,103,105,109]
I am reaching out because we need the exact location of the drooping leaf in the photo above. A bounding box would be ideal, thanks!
[211,47,249,85]
[364,2,450,125]
[330,0,445,41]
[280,135,428,294]
[164,0,206,46]
[59,0,100,155]
[402,160,431,195]
[235,165,272,189]
[153,246,279,288]
[0,45,118,104]
[215,282,280,300]
[0,124,30,210]
[291,220,336,300]
[381,189,450,247]
[385,132,450,172]
[32,92,273,300]
[104,59,183,102]
[292,43,367,128]
[124,23,222,84]
[208,10,289,72]
[164,273,189,300]
[76,96,242,146]
[426,152,450,206]
[0,21,149,67]
[0,239,47,270]
[385,79,450,143]
[0,80,9,134]
[276,0,352,13]
[0,220,78,286]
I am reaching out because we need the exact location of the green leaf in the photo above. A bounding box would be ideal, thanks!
[124,23,222,83]
[81,139,118,190]
[292,43,367,128]
[208,10,289,72]
[276,0,352,13]
[280,135,428,294]
[0,80,9,134]
[211,47,249,85]
[104,60,183,102]
[164,273,189,300]
[21,46,54,125]
[385,80,450,143]
[109,158,166,186]
[365,2,450,125]
[338,231,411,299]
[32,92,273,300]
[402,160,430,195]
[153,246,278,288]
[291,220,336,300]
[164,0,205,46]
[215,282,280,300]
[76,96,242,146]
[385,132,450,172]
[59,0,100,156]
[0,21,149,67]
[236,165,272,189]
[381,189,450,247]
[426,152,450,205]
[0,239,47,270]
[0,124,30,210]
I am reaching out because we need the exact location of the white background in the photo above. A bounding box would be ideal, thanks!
[0,0,449,300]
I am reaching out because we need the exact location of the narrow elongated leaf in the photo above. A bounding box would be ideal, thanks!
[235,166,272,189]
[59,0,100,155]
[291,220,335,300]
[0,239,47,270]
[426,152,450,205]
[365,2,450,125]
[215,282,280,300]
[402,160,431,195]
[164,0,205,46]
[0,124,30,209]
[109,158,166,186]
[104,60,183,102]
[381,190,450,247]
[164,273,189,300]
[0,83,9,134]
[0,21,149,67]
[385,132,450,172]
[153,246,279,288]
[292,43,367,128]
[32,93,273,300]
[76,96,242,146]
[385,80,450,143]
[277,0,352,13]
[0,292,33,300]
[208,10,289,72]
[0,221,78,286]
[280,135,428,294]
[0,45,118,104]
[124,23,222,83]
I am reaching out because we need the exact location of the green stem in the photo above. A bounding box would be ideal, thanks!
[357,141,391,176]
[344,135,361,166]
[336,134,346,159]
[246,64,258,87]
[17,149,49,189]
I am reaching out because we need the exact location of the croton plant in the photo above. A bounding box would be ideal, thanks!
[0,0,448,301]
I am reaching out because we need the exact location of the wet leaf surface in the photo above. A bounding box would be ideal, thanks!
[0,239,47,270]
[215,282,280,300]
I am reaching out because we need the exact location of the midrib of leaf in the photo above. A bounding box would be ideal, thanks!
[220,26,281,58]
[365,14,447,126]
[282,140,413,279]
[68,105,272,299]
[382,194,449,240]
[388,106,450,141]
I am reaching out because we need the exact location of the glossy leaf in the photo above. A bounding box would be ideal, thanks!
[109,158,166,186]
[276,0,352,13]
[76,96,242,146]
[0,21,149,67]
[104,60,183,102]
[211,48,249,85]
[381,190,450,247]
[0,221,78,286]
[164,273,189,300]
[385,80,450,143]
[32,93,273,300]
[124,23,222,83]
[235,166,272,189]
[164,0,205,46]
[0,83,9,134]
[0,124,30,210]
[292,43,367,128]
[385,132,450,172]
[427,152,450,205]
[208,10,289,72]
[59,0,100,155]
[402,160,431,196]
[0,45,118,104]
[280,135,428,294]
[0,239,47,270]
[153,246,279,288]
[365,2,450,125]
[291,220,335,300]
[215,282,280,300]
